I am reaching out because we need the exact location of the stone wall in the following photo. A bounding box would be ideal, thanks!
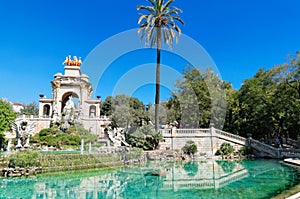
[160,135,245,157]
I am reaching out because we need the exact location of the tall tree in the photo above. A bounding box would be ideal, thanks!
[166,66,227,128]
[101,95,148,129]
[137,0,184,131]
[0,99,17,148]
[21,102,39,116]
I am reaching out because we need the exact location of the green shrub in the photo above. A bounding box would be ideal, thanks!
[125,147,144,160]
[237,146,253,156]
[39,127,61,136]
[9,150,41,168]
[182,140,198,155]
[218,142,234,158]
[128,126,162,150]
[31,126,95,148]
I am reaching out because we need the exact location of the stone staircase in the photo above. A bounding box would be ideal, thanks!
[248,137,300,158]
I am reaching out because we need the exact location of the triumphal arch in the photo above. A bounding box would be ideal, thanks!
[37,56,109,136]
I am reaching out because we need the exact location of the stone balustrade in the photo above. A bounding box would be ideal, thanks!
[159,128,300,158]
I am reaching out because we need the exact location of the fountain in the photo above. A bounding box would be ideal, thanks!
[9,116,35,150]
[6,138,12,152]
[80,139,84,154]
[88,142,92,153]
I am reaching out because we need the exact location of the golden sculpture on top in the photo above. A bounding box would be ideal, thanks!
[63,55,82,66]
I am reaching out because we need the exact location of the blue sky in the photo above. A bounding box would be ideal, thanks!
[1,0,300,104]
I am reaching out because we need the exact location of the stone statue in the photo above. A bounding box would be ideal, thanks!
[10,117,35,149]
[107,127,130,147]
[63,96,75,124]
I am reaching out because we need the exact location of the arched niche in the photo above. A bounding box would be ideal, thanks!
[89,105,96,118]
[61,92,79,114]
[43,104,51,117]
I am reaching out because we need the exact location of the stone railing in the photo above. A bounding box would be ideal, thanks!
[249,138,300,158]
[280,148,300,158]
[286,138,300,149]
[176,129,210,134]
[248,138,279,158]
[214,129,247,145]
[159,128,246,145]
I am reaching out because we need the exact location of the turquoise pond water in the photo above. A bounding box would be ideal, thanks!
[0,159,299,199]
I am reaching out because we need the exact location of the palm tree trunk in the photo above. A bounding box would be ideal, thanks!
[155,27,162,132]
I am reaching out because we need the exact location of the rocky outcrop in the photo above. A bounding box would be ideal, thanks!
[145,150,192,161]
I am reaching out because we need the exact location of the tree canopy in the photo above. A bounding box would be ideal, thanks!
[0,99,17,147]
[100,95,148,129]
[165,52,300,141]
[21,102,39,116]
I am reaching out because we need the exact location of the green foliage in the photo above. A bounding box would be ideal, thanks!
[166,66,226,128]
[124,147,144,161]
[128,125,162,150]
[218,142,234,157]
[165,52,300,142]
[8,150,41,168]
[102,95,148,128]
[231,52,300,140]
[67,126,98,143]
[21,102,39,116]
[237,146,253,156]
[100,96,113,116]
[182,140,198,155]
[0,99,17,148]
[31,125,97,148]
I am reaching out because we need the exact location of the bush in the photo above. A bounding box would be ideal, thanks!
[31,126,97,148]
[125,147,144,160]
[9,150,41,168]
[128,126,162,150]
[237,146,253,156]
[218,142,234,158]
[182,140,198,155]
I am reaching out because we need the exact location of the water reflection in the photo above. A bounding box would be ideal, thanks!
[0,160,299,199]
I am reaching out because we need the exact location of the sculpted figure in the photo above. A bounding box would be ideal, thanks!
[62,55,82,66]
[78,57,82,66]
[63,96,75,123]
[10,117,35,149]
[107,127,130,147]
[63,55,71,65]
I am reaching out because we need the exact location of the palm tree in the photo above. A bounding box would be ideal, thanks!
[137,0,184,131]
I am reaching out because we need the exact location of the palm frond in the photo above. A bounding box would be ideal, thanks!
[137,5,155,13]
[171,6,183,13]
[137,0,183,49]
[156,0,163,12]
[138,15,148,24]
[172,16,184,25]
[147,0,157,10]
[162,0,174,12]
